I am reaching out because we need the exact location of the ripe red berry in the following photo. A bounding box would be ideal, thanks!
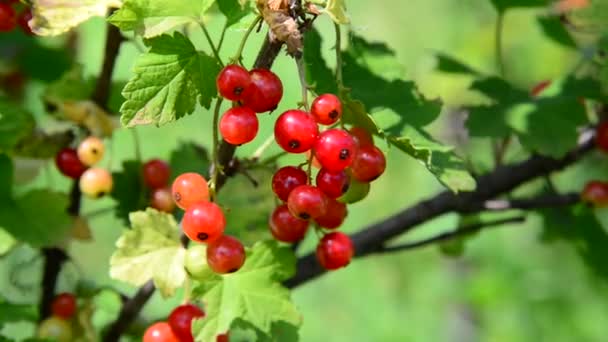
[217,333,229,342]
[0,3,16,32]
[216,64,251,101]
[206,235,246,274]
[241,69,283,113]
[316,169,349,199]
[17,8,33,35]
[182,202,226,243]
[168,304,205,342]
[316,232,354,270]
[55,148,87,179]
[269,204,309,242]
[271,166,308,202]
[596,122,608,153]
[51,293,77,319]
[151,187,175,213]
[287,185,328,220]
[530,80,551,97]
[315,198,347,229]
[311,94,342,125]
[77,136,105,166]
[143,322,180,342]
[79,168,113,198]
[274,110,319,153]
[313,129,357,172]
[219,106,259,145]
[143,159,171,189]
[350,146,386,182]
[581,181,608,207]
[171,173,210,210]
[349,127,374,148]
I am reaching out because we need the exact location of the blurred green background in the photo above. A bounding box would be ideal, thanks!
[3,0,608,341]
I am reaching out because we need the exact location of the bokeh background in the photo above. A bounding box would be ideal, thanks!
[2,0,608,341]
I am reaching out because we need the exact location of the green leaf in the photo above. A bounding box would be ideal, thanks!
[0,228,16,256]
[192,241,301,341]
[0,99,35,154]
[324,0,349,24]
[488,0,548,13]
[0,154,12,201]
[434,54,480,75]
[110,208,186,298]
[229,319,299,342]
[31,0,121,36]
[120,32,221,127]
[43,65,94,104]
[0,297,37,324]
[218,0,253,27]
[169,142,210,177]
[303,29,338,95]
[0,190,71,248]
[110,160,147,225]
[537,16,577,48]
[108,0,215,38]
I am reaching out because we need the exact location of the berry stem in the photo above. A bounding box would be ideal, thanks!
[232,15,262,65]
[306,151,314,183]
[130,128,142,162]
[252,134,276,160]
[334,23,344,91]
[209,98,224,201]
[182,273,191,304]
[295,55,309,110]
[199,21,224,67]
[216,21,229,52]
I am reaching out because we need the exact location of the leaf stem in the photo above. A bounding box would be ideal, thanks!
[252,134,276,160]
[209,98,224,201]
[232,16,263,65]
[216,21,229,52]
[130,128,142,162]
[495,13,505,77]
[199,22,224,67]
[334,23,344,90]
[295,55,309,110]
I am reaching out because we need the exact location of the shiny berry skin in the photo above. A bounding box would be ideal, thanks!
[241,69,283,113]
[51,293,77,319]
[168,304,205,342]
[596,122,608,153]
[182,202,226,243]
[37,317,73,342]
[79,168,113,198]
[349,127,374,148]
[316,169,349,199]
[269,204,309,242]
[0,3,16,32]
[55,148,87,179]
[271,166,308,202]
[220,106,259,145]
[185,245,214,280]
[350,146,386,182]
[287,185,328,220]
[143,159,171,189]
[216,64,251,101]
[17,9,33,35]
[311,94,342,125]
[206,235,246,274]
[217,333,230,342]
[171,173,210,210]
[151,187,175,213]
[77,136,105,166]
[274,110,319,153]
[313,129,358,172]
[338,178,370,204]
[316,232,354,270]
[581,181,608,207]
[143,322,180,342]
[315,198,347,229]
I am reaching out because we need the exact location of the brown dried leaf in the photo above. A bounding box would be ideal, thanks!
[259,0,303,55]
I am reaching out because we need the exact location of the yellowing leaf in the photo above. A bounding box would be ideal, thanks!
[324,0,349,24]
[110,208,186,298]
[31,0,123,36]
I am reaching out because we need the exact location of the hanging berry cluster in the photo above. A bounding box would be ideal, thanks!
[582,122,608,205]
[37,293,77,341]
[142,159,176,213]
[0,0,33,35]
[141,303,228,342]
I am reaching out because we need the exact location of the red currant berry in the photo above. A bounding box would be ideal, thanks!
[241,69,283,113]
[143,322,180,342]
[151,187,175,213]
[217,333,230,342]
[142,159,171,189]
[55,148,87,179]
[315,198,347,229]
[269,204,309,242]
[0,3,16,32]
[206,235,246,274]
[182,202,226,243]
[219,106,259,145]
[311,94,342,125]
[313,129,357,172]
[596,121,608,153]
[271,166,308,202]
[51,293,77,319]
[316,232,354,270]
[316,168,349,199]
[171,173,210,210]
[168,304,205,342]
[77,136,105,166]
[349,127,374,148]
[287,185,328,220]
[350,146,386,182]
[17,9,33,35]
[581,181,608,207]
[530,80,551,97]
[79,168,113,198]
[274,110,319,153]
[217,64,251,101]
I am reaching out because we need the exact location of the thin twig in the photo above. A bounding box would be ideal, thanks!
[199,22,224,67]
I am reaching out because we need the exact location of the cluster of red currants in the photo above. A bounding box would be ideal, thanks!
[55,136,114,198]
[142,159,176,213]
[37,293,77,341]
[0,0,33,34]
[143,303,228,342]
[582,122,608,205]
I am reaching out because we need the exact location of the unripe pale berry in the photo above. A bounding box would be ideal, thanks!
[172,173,210,210]
[77,136,105,166]
[37,317,73,342]
[182,201,226,243]
[185,244,214,280]
[206,235,246,274]
[79,168,113,198]
[338,178,370,204]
